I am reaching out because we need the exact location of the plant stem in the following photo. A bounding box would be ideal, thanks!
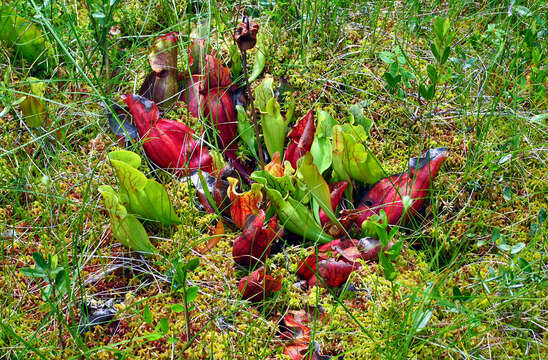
[241,50,265,168]
[182,272,191,342]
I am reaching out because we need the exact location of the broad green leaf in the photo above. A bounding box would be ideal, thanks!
[236,105,258,160]
[0,6,49,65]
[170,303,185,313]
[348,104,372,135]
[332,124,384,192]
[143,304,152,324]
[310,136,332,174]
[185,286,199,303]
[249,48,266,83]
[297,152,333,214]
[98,185,156,253]
[377,51,395,64]
[109,153,180,225]
[261,97,286,159]
[265,186,332,244]
[254,76,274,112]
[316,110,336,138]
[426,64,438,83]
[185,258,200,272]
[32,252,49,272]
[108,150,141,169]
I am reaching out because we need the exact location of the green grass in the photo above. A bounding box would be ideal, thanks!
[0,0,546,359]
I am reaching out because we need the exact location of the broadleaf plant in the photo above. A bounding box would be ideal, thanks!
[108,150,180,225]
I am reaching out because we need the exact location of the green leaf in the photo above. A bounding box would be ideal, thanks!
[184,258,200,272]
[249,48,266,83]
[158,318,169,334]
[170,303,185,313]
[518,258,532,273]
[108,150,141,169]
[510,243,525,255]
[426,64,438,83]
[441,46,450,65]
[0,6,49,66]
[19,77,48,128]
[386,240,403,260]
[379,252,396,281]
[377,51,395,64]
[332,124,384,191]
[32,252,49,272]
[430,42,440,62]
[297,152,333,217]
[108,152,180,225]
[254,76,274,113]
[236,105,258,160]
[538,208,546,225]
[503,186,511,201]
[413,309,433,332]
[143,304,152,324]
[20,267,46,278]
[98,185,156,253]
[261,97,286,159]
[185,286,199,303]
[316,110,336,138]
[263,186,332,244]
[310,137,332,174]
[348,104,372,135]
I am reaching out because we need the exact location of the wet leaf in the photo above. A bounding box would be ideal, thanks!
[98,185,155,253]
[315,259,358,288]
[318,181,348,227]
[297,153,334,222]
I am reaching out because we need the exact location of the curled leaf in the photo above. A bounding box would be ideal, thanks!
[19,77,48,128]
[261,97,286,159]
[227,177,263,229]
[234,18,259,51]
[122,94,212,175]
[265,152,284,177]
[204,88,238,158]
[238,267,282,302]
[332,123,384,191]
[341,147,449,229]
[318,181,348,227]
[285,110,315,169]
[145,32,180,107]
[233,210,282,267]
[98,185,155,253]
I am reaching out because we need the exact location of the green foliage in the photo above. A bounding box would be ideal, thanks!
[249,48,266,83]
[108,150,180,225]
[20,252,67,301]
[310,110,335,174]
[332,122,383,189]
[98,185,156,253]
[19,77,48,128]
[0,6,49,68]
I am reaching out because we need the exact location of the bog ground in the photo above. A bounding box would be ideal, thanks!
[0,1,546,359]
